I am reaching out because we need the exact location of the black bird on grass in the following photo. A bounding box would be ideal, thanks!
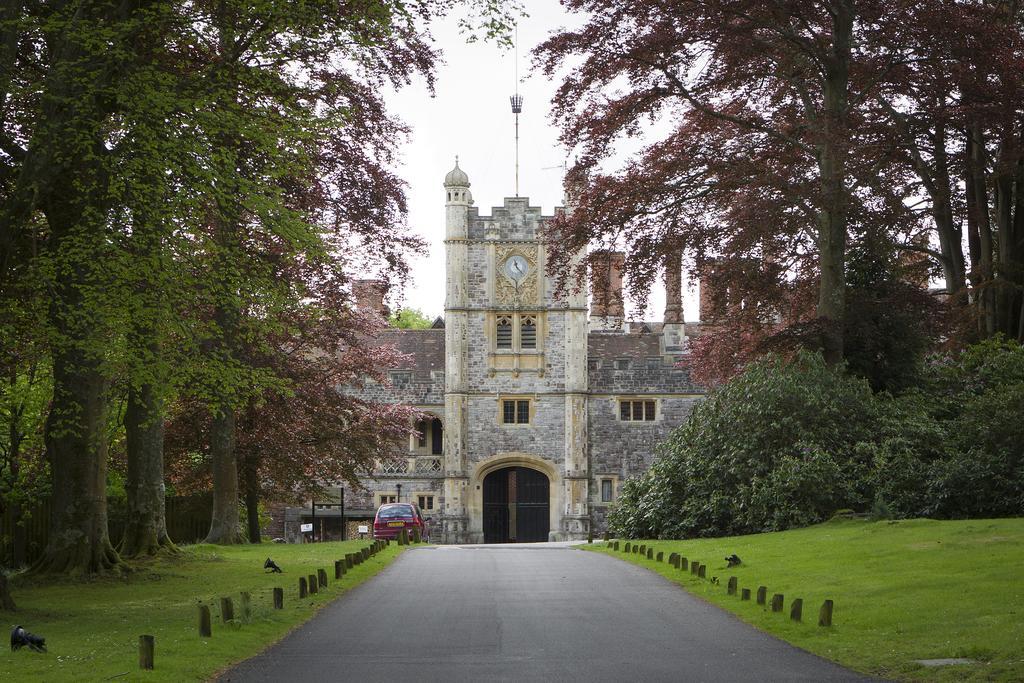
[725,554,742,567]
[264,557,283,573]
[11,626,46,653]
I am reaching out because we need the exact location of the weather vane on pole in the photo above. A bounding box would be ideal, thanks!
[509,24,523,198]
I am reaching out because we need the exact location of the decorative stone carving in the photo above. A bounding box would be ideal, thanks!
[495,245,539,307]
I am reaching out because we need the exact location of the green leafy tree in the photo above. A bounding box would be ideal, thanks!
[390,308,435,329]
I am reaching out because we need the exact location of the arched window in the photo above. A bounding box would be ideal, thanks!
[496,316,513,349]
[520,315,537,349]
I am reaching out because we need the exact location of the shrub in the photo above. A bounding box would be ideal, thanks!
[609,351,880,538]
[609,340,1024,539]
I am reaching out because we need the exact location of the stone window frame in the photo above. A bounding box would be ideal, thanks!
[377,492,399,507]
[490,311,545,354]
[414,492,437,511]
[498,395,535,426]
[595,475,619,506]
[616,397,659,423]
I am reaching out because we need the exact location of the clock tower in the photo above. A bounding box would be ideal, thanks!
[440,160,590,543]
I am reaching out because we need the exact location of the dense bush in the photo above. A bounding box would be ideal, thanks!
[608,352,881,538]
[877,338,1024,519]
[608,341,1024,539]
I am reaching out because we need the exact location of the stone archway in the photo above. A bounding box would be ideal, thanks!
[482,466,550,543]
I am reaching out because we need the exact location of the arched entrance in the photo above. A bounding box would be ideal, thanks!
[482,467,550,543]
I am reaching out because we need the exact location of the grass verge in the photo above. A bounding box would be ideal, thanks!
[2,539,402,681]
[585,517,1024,682]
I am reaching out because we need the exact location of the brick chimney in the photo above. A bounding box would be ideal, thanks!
[589,250,625,332]
[662,252,686,353]
[353,279,389,319]
[698,259,721,322]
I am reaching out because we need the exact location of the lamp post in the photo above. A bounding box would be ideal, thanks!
[396,483,402,503]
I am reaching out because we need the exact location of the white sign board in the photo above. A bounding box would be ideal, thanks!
[300,523,313,533]
[357,525,369,534]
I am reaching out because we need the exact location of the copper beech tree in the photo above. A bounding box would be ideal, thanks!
[166,261,420,544]
[536,0,1024,382]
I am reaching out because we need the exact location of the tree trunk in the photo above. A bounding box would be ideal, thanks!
[243,453,262,544]
[0,572,15,611]
[814,1,853,365]
[123,381,176,557]
[968,123,996,335]
[32,340,120,574]
[205,405,241,544]
[929,124,967,297]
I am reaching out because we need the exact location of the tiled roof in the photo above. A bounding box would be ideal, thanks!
[371,328,445,376]
[587,332,663,360]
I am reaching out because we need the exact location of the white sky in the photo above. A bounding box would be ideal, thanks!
[384,0,692,322]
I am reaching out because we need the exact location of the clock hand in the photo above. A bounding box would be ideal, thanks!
[513,260,523,274]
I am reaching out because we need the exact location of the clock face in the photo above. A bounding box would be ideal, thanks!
[504,255,530,282]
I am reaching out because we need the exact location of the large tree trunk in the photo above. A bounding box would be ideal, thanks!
[814,1,853,365]
[122,381,176,557]
[205,405,242,544]
[0,572,15,611]
[968,123,997,335]
[33,338,120,574]
[242,452,262,544]
[929,124,967,297]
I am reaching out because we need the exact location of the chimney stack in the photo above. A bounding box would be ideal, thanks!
[698,259,722,322]
[589,250,626,332]
[353,279,389,319]
[662,252,686,353]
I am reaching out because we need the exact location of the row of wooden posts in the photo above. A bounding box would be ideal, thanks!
[609,540,834,628]
[136,539,393,671]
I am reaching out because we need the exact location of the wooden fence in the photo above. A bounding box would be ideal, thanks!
[1,494,212,567]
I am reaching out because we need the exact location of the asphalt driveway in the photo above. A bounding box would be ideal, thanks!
[221,543,874,682]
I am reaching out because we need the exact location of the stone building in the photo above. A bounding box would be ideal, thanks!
[279,162,704,543]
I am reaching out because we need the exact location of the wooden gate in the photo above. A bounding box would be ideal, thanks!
[482,466,549,543]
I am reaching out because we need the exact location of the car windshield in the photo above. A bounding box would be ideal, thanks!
[378,505,415,520]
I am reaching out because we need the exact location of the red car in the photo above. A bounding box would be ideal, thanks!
[373,502,430,542]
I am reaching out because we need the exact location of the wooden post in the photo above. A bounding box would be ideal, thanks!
[240,591,252,622]
[790,598,803,622]
[587,529,593,544]
[399,529,409,545]
[690,562,699,575]
[647,548,654,559]
[819,600,834,627]
[318,568,328,588]
[727,577,737,595]
[771,594,784,612]
[756,586,767,605]
[139,635,154,670]
[299,576,308,598]
[345,553,354,569]
[613,541,620,551]
[603,531,610,542]
[413,527,421,543]
[698,564,706,578]
[335,560,344,579]
[220,597,234,623]
[639,544,646,555]
[656,551,664,562]
[669,553,678,567]
[198,604,212,637]
[308,574,318,594]
[273,587,284,610]
[680,557,688,572]
[624,542,631,553]
[741,588,751,601]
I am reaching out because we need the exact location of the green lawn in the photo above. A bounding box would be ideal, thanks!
[2,539,402,682]
[588,517,1024,682]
